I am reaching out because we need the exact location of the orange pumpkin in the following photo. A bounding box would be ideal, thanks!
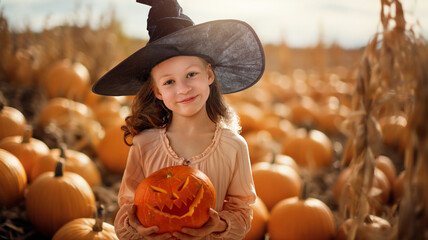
[0,103,26,140]
[274,154,300,173]
[26,160,95,236]
[42,59,90,101]
[233,102,264,134]
[268,189,335,240]
[31,146,101,187]
[96,124,130,174]
[287,96,316,126]
[84,93,124,128]
[336,215,391,240]
[262,117,296,143]
[3,48,41,85]
[244,196,269,240]
[243,130,274,165]
[379,113,409,152]
[52,205,118,240]
[374,155,396,188]
[37,97,93,129]
[251,161,301,210]
[0,149,27,207]
[333,167,391,207]
[314,96,350,134]
[281,128,333,171]
[134,165,216,234]
[0,127,49,180]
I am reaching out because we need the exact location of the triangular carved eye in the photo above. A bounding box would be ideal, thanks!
[177,177,189,191]
[150,186,167,194]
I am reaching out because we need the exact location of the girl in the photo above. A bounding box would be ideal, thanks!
[92,0,265,239]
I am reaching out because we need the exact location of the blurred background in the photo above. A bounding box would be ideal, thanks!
[0,0,427,239]
[3,0,428,47]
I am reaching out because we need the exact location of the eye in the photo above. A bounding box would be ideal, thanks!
[150,186,167,194]
[187,72,197,78]
[177,177,189,191]
[163,79,174,85]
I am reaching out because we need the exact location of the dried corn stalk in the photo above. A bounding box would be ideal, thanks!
[341,0,427,239]
[398,21,428,240]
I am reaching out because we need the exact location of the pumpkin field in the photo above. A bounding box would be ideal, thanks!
[1,0,428,239]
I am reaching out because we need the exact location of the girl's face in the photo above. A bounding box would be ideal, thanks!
[152,56,214,118]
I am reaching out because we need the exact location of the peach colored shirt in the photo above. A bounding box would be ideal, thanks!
[114,125,256,240]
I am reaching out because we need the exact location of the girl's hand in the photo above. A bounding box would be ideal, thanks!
[128,205,173,240]
[172,208,227,240]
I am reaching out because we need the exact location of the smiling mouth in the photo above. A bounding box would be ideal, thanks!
[144,186,204,219]
[178,96,197,104]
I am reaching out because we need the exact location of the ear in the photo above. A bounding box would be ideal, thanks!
[207,64,214,85]
[153,87,163,100]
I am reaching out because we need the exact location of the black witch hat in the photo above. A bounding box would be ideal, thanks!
[92,0,265,96]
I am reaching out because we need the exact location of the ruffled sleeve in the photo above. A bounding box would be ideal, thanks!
[114,143,145,240]
[209,131,256,239]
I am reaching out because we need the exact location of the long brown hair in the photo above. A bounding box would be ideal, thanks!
[122,57,238,146]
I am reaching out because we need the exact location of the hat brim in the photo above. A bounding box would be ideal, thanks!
[92,19,265,96]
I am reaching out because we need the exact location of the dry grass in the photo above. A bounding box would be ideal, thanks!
[340,0,428,239]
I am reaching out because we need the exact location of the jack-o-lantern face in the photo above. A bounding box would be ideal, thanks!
[134,165,216,233]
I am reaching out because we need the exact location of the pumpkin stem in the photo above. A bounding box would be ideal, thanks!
[54,160,64,178]
[93,204,105,232]
[270,151,276,164]
[166,172,173,178]
[59,143,67,160]
[364,215,373,224]
[300,182,308,201]
[22,125,33,144]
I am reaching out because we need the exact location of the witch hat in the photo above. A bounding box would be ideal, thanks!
[92,0,265,96]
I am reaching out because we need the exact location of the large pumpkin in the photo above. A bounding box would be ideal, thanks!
[244,196,269,240]
[52,205,118,240]
[96,124,130,174]
[281,128,333,171]
[37,97,93,129]
[268,192,335,240]
[26,160,96,236]
[251,161,301,210]
[374,155,396,188]
[333,166,391,210]
[84,92,125,129]
[0,149,27,207]
[243,130,274,165]
[336,215,391,240]
[134,165,216,234]
[42,59,90,101]
[31,146,101,187]
[0,127,49,180]
[0,103,26,140]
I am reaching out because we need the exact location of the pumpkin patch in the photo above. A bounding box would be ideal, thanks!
[0,1,426,239]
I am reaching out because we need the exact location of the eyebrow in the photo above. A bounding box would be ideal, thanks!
[156,64,202,80]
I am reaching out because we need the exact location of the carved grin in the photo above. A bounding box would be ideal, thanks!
[145,186,205,219]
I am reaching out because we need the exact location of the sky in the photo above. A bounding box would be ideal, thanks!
[1,0,427,48]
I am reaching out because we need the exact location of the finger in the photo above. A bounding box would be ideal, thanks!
[209,208,219,220]
[127,206,160,236]
[127,205,139,225]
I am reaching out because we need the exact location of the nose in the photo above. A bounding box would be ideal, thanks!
[176,79,192,94]
[170,192,179,200]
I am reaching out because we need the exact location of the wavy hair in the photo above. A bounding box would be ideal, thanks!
[122,57,239,146]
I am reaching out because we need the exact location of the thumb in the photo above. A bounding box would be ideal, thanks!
[209,208,219,219]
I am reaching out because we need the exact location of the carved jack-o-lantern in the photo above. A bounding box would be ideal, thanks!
[134,165,216,233]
